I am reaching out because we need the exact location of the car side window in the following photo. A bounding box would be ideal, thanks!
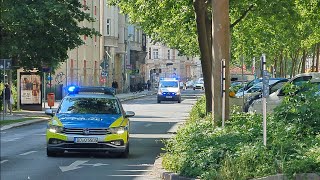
[270,82,286,93]
[278,76,312,96]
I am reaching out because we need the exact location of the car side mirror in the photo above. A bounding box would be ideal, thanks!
[45,109,55,117]
[125,111,135,118]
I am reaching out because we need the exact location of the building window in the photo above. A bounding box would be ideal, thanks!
[153,49,159,59]
[167,50,170,60]
[149,48,151,59]
[106,19,111,36]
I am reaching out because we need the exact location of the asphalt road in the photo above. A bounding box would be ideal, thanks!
[0,89,203,180]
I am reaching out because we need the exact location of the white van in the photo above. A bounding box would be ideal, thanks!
[157,78,181,103]
[248,72,320,114]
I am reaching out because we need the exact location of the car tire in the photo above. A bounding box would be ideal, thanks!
[157,99,161,103]
[118,144,129,158]
[47,148,58,157]
[178,100,181,103]
[193,87,195,90]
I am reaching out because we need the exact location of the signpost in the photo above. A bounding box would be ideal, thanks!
[0,59,11,120]
[261,54,269,146]
[221,59,226,128]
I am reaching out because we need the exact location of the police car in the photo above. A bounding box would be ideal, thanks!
[157,78,181,103]
[45,86,135,158]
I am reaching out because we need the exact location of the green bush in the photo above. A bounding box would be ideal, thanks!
[162,90,320,179]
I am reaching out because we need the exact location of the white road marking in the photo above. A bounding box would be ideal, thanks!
[1,160,8,164]
[126,164,153,167]
[59,160,88,172]
[144,123,152,127]
[1,137,21,142]
[82,163,109,167]
[34,134,46,136]
[19,151,37,156]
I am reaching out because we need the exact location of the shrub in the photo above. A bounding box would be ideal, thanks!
[162,91,320,180]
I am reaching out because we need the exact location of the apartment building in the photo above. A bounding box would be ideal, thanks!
[50,0,146,98]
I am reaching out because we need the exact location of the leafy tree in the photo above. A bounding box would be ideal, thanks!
[0,0,99,71]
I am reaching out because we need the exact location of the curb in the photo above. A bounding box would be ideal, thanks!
[1,117,50,131]
[153,157,199,180]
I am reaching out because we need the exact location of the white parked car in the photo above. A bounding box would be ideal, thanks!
[248,72,320,114]
[193,78,204,90]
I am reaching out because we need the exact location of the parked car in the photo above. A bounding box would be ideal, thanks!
[185,80,195,89]
[248,72,320,114]
[243,78,288,112]
[193,78,204,90]
[237,78,287,95]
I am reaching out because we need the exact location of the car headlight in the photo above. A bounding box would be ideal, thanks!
[109,127,126,134]
[158,89,163,95]
[47,125,64,133]
[176,91,180,95]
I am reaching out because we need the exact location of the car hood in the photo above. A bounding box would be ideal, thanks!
[56,114,122,128]
[160,87,179,92]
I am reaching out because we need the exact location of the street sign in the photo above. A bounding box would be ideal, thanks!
[101,71,108,77]
[0,59,12,69]
[262,70,270,97]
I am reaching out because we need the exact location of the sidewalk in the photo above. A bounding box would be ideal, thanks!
[0,90,156,130]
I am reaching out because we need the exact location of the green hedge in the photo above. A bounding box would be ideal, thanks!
[162,85,320,180]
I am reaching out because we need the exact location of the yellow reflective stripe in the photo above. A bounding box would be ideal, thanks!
[46,130,67,142]
[49,116,63,126]
[109,116,125,127]
[104,131,128,143]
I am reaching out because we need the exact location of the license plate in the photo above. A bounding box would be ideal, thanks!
[166,96,172,98]
[74,137,98,143]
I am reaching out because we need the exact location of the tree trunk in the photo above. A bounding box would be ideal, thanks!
[290,49,300,77]
[312,45,316,72]
[193,0,212,114]
[316,43,319,72]
[284,52,287,78]
[273,57,277,78]
[279,51,283,77]
[301,49,306,73]
[212,0,230,122]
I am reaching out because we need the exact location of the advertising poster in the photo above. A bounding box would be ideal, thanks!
[20,73,41,104]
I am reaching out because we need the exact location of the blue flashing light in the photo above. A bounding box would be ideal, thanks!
[67,86,77,92]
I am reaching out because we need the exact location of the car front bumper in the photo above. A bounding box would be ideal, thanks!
[46,130,128,153]
[157,94,181,101]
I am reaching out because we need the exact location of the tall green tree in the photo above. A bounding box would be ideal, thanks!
[0,0,99,71]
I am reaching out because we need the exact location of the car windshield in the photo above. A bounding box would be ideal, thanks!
[58,97,121,114]
[160,81,178,88]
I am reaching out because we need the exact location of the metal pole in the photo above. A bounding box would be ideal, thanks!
[262,54,267,146]
[221,59,226,128]
[242,56,245,108]
[3,60,6,120]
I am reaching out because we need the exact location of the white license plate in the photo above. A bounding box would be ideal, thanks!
[166,96,172,98]
[74,137,98,143]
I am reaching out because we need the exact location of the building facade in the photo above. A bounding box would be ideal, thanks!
[144,38,202,88]
[50,0,146,98]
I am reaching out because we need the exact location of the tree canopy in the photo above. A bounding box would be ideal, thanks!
[110,0,319,68]
[0,0,99,71]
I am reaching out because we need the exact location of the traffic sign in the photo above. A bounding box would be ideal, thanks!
[0,59,12,69]
[262,70,270,97]
[101,71,108,77]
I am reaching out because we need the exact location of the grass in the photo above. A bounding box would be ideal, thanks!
[0,118,42,126]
